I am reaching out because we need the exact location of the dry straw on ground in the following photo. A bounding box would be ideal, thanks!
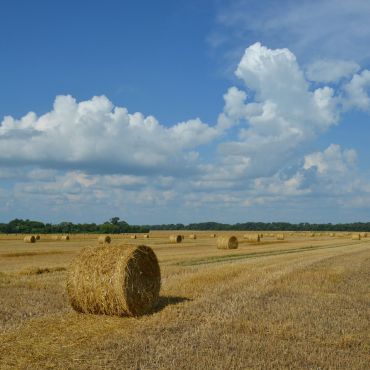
[23,235,36,243]
[169,235,182,243]
[217,235,238,249]
[98,235,111,244]
[66,244,161,316]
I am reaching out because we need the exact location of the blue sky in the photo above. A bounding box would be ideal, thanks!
[1,0,370,224]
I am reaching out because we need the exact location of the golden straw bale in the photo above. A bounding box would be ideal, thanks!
[247,234,260,242]
[61,235,70,241]
[217,235,238,249]
[276,234,285,240]
[98,235,111,244]
[24,235,36,243]
[210,233,216,238]
[130,235,137,239]
[169,235,182,243]
[143,234,149,238]
[352,234,361,240]
[35,235,41,240]
[51,235,59,240]
[66,244,161,316]
[189,234,197,239]
[360,232,367,238]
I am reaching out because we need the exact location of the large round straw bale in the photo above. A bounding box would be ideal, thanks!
[98,235,111,244]
[24,235,36,243]
[210,233,216,238]
[217,236,238,249]
[360,232,367,238]
[61,235,70,241]
[248,234,260,242]
[35,235,41,240]
[189,234,197,239]
[143,234,149,238]
[169,235,182,243]
[130,234,137,239]
[66,244,161,316]
[276,234,285,240]
[352,233,361,240]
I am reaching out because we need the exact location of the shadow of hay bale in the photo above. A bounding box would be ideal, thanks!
[153,296,192,313]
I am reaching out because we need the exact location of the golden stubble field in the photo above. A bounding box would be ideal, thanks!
[0,231,369,369]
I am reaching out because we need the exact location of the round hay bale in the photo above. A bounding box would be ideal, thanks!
[247,234,260,242]
[360,232,367,238]
[210,233,216,238]
[130,235,137,239]
[24,235,36,243]
[217,236,238,249]
[61,235,70,241]
[352,233,361,240]
[189,234,197,239]
[276,234,285,240]
[66,244,161,316]
[35,235,41,240]
[98,235,111,244]
[143,234,149,238]
[51,235,59,240]
[169,235,182,243]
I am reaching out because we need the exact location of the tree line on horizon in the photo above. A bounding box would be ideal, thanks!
[0,218,370,234]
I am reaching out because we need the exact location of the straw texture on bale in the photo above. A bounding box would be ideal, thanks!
[61,235,70,241]
[217,236,238,249]
[66,244,161,317]
[276,234,285,240]
[352,234,361,240]
[130,235,137,239]
[189,234,197,239]
[210,234,216,238]
[98,235,111,244]
[35,235,41,240]
[360,232,367,238]
[24,235,36,243]
[143,234,149,238]
[169,235,182,243]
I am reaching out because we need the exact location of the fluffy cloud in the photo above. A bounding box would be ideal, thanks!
[342,70,370,111]
[217,43,339,177]
[0,95,218,174]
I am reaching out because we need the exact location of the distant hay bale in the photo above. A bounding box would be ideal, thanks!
[24,235,36,243]
[329,233,335,237]
[66,244,161,316]
[130,235,137,239]
[61,235,70,241]
[98,235,111,244]
[352,234,361,240]
[310,233,315,237]
[143,234,149,238]
[169,235,182,243]
[51,235,59,240]
[247,234,260,242]
[210,233,216,238]
[360,232,367,238]
[276,234,285,241]
[35,235,41,240]
[217,235,238,249]
[189,234,197,239]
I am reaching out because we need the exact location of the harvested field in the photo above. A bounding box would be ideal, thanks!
[0,232,369,369]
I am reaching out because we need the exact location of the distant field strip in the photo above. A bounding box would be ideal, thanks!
[175,240,367,266]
